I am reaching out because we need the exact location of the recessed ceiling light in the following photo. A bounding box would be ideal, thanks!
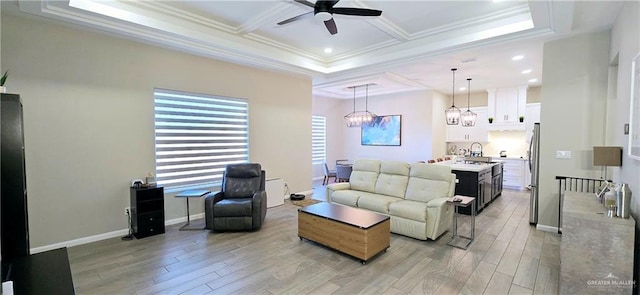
[512,55,524,61]
[324,48,333,54]
[528,78,538,83]
[521,69,532,74]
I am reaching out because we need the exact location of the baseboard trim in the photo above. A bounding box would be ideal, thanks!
[536,224,559,233]
[30,213,206,254]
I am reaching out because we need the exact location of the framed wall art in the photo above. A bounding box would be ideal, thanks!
[361,115,401,146]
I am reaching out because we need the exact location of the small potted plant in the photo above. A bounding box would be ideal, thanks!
[519,115,524,123]
[0,70,7,93]
[488,117,493,124]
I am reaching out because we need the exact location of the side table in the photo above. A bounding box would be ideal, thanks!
[447,195,475,250]
[176,189,210,230]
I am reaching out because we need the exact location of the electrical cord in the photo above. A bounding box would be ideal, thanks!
[121,209,134,241]
[284,182,290,198]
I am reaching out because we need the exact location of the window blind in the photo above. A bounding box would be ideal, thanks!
[154,89,249,192]
[312,115,326,165]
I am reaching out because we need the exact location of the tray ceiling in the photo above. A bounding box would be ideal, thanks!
[14,0,623,98]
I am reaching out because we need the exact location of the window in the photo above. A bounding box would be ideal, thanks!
[312,115,326,165]
[154,89,249,192]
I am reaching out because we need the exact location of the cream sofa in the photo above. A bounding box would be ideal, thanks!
[326,159,456,240]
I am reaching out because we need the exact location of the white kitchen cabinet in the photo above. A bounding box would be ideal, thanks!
[446,107,488,142]
[487,86,527,130]
[501,158,527,190]
[525,103,541,142]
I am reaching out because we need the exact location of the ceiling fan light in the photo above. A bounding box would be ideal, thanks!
[315,11,332,21]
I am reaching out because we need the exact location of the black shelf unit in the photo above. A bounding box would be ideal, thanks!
[130,186,165,239]
[1,93,30,263]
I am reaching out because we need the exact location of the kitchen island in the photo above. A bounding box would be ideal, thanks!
[435,160,503,215]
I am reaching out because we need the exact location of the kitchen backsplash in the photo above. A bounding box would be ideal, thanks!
[446,130,529,159]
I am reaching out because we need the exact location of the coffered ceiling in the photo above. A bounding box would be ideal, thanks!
[13,0,623,98]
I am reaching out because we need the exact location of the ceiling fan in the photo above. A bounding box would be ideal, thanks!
[277,0,382,35]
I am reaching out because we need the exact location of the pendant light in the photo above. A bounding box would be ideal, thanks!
[445,68,461,125]
[344,84,377,127]
[461,78,477,127]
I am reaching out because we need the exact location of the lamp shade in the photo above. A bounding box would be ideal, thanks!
[593,146,622,166]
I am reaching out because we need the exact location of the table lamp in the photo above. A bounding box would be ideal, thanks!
[593,146,622,180]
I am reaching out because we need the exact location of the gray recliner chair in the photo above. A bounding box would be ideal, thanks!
[204,163,267,231]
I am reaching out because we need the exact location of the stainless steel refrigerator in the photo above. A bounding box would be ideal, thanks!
[528,123,540,225]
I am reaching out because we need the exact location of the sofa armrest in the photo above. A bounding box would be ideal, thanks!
[326,182,351,201]
[425,197,454,240]
[426,197,448,208]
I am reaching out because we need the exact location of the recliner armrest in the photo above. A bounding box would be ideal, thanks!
[251,190,267,229]
[252,190,266,202]
[205,191,225,204]
[426,197,448,208]
[326,182,351,201]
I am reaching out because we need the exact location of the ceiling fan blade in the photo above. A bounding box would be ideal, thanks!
[293,0,315,9]
[324,18,337,35]
[277,11,313,25]
[331,7,382,16]
[316,0,340,9]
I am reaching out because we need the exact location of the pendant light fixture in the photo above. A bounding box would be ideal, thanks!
[445,68,461,125]
[344,84,377,127]
[461,78,477,127]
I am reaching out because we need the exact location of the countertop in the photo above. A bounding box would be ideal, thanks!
[486,155,528,161]
[560,191,635,294]
[434,160,498,172]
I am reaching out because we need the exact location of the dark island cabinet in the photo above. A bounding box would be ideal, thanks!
[453,170,480,215]
[452,169,491,215]
[130,186,165,238]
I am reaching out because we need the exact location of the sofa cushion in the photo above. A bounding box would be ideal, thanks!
[374,161,410,198]
[353,159,381,173]
[389,200,428,222]
[331,190,361,207]
[349,159,380,193]
[405,163,453,203]
[357,192,401,214]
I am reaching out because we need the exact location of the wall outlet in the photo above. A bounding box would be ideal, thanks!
[124,207,130,216]
[556,150,572,159]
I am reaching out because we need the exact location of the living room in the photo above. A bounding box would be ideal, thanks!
[1,0,639,294]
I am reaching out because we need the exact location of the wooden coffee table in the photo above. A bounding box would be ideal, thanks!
[298,202,390,264]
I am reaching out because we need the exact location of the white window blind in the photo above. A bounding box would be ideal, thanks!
[312,115,326,165]
[154,89,249,192]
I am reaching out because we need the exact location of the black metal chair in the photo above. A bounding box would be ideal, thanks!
[204,163,267,231]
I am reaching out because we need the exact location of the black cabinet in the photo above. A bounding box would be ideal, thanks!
[1,94,30,262]
[453,170,481,215]
[3,248,75,295]
[453,169,491,215]
[130,186,165,239]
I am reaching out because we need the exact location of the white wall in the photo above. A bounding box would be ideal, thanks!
[312,96,344,178]
[1,12,313,248]
[537,31,611,229]
[312,90,447,174]
[609,1,640,222]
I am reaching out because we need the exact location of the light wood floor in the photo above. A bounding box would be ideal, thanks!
[68,185,560,294]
